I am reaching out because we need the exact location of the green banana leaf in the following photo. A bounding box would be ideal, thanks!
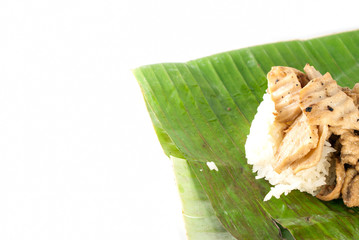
[133,30,359,239]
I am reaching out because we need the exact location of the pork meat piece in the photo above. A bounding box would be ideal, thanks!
[342,168,359,207]
[316,158,345,201]
[291,125,330,173]
[299,72,359,130]
[303,64,322,80]
[273,113,318,173]
[339,130,359,166]
[267,66,309,123]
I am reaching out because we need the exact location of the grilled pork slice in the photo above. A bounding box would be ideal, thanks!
[299,72,359,130]
[316,157,345,201]
[267,66,309,123]
[304,64,322,80]
[268,120,287,154]
[342,83,359,107]
[352,83,359,102]
[273,113,318,173]
[290,125,330,174]
[339,130,359,166]
[341,87,357,104]
[330,126,348,136]
[342,168,359,207]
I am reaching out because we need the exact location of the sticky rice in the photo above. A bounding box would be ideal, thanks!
[245,93,336,201]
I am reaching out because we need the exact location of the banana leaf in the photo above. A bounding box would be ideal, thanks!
[133,30,359,239]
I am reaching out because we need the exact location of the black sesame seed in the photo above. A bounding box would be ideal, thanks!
[327,105,334,112]
[305,107,312,112]
[354,130,359,136]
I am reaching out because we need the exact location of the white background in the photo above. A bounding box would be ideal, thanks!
[0,0,357,239]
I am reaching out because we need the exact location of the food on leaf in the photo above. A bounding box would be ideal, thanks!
[246,64,359,207]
